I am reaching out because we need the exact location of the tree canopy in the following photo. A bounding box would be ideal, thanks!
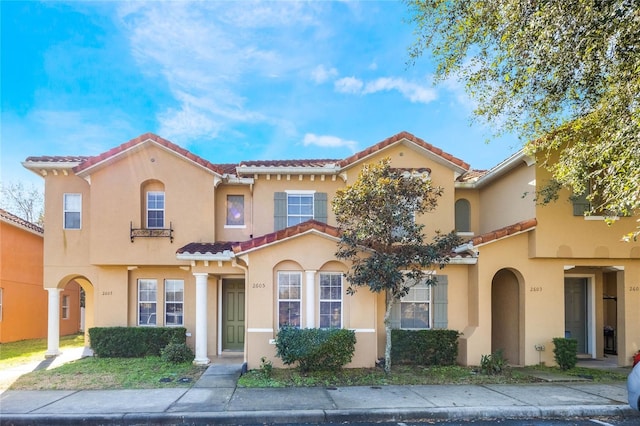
[406,0,640,238]
[332,159,461,372]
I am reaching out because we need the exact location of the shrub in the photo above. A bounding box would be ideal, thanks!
[480,349,507,375]
[553,337,578,370]
[259,356,273,378]
[89,327,187,358]
[391,329,460,366]
[275,327,356,372]
[161,342,194,364]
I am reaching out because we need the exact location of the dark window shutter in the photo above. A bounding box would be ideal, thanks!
[314,192,328,223]
[572,191,590,216]
[274,192,287,231]
[432,275,448,329]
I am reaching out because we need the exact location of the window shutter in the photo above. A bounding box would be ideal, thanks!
[572,189,590,216]
[314,192,328,223]
[432,275,448,329]
[274,192,287,231]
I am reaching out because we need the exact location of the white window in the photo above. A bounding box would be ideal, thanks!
[226,195,245,227]
[287,193,313,227]
[147,192,165,228]
[138,279,157,326]
[399,284,431,329]
[61,295,70,320]
[319,273,342,329]
[63,193,81,229]
[165,280,184,326]
[278,272,301,328]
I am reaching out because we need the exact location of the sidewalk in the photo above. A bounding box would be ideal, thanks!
[1,355,639,425]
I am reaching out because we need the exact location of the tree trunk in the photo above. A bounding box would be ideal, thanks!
[383,291,394,373]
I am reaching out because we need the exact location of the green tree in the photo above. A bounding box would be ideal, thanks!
[332,159,461,373]
[406,0,640,239]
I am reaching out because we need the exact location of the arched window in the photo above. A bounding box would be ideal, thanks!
[141,180,165,229]
[455,199,471,233]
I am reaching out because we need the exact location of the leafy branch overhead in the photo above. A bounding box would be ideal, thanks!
[406,0,639,237]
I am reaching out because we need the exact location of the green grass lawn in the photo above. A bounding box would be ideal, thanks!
[0,333,85,368]
[2,336,628,390]
[10,356,207,390]
[237,364,628,388]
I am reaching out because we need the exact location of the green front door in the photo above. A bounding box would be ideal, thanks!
[222,279,245,351]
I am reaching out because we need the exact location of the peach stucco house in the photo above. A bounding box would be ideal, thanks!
[23,131,640,367]
[0,208,81,343]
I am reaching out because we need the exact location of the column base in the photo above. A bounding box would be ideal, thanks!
[193,357,211,366]
[44,350,61,358]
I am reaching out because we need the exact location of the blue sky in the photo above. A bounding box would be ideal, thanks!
[2,1,522,189]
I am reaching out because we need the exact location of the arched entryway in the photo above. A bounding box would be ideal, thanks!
[491,268,523,366]
[46,275,94,357]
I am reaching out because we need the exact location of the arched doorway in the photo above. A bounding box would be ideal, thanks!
[491,269,522,366]
[46,275,94,357]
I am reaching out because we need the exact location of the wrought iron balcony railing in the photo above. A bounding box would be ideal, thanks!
[130,221,173,243]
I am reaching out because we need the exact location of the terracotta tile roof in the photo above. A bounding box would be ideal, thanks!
[24,155,90,163]
[176,241,236,255]
[238,159,339,168]
[74,133,226,175]
[234,220,340,253]
[457,169,487,182]
[338,131,470,171]
[471,218,537,246]
[216,163,240,175]
[0,208,43,234]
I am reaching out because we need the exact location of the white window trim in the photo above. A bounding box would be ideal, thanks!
[146,191,165,229]
[319,272,343,329]
[61,295,70,320]
[285,192,315,227]
[164,279,184,327]
[63,193,82,230]
[138,279,157,326]
[277,271,302,329]
[225,194,246,227]
[399,282,432,330]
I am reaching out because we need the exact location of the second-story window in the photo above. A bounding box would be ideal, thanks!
[63,193,82,229]
[147,191,165,228]
[226,195,245,227]
[287,193,314,226]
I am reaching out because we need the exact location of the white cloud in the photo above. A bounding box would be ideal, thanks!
[364,77,438,104]
[335,75,438,104]
[311,65,338,84]
[334,77,364,94]
[303,133,358,152]
[116,2,329,143]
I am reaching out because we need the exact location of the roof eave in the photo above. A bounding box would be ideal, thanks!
[176,251,235,261]
[237,166,341,175]
[22,161,82,177]
[473,150,535,188]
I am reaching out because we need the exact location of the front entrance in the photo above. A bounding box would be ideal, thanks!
[491,269,521,365]
[564,277,590,354]
[222,279,245,351]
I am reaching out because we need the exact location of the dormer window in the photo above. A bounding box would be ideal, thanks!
[146,191,165,229]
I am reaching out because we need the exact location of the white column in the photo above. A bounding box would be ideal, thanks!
[45,288,62,358]
[193,273,210,365]
[305,270,316,328]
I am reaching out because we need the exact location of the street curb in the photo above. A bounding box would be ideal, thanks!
[1,405,638,425]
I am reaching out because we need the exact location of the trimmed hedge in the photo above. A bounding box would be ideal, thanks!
[89,327,187,358]
[275,327,356,372]
[552,337,578,370]
[391,329,460,366]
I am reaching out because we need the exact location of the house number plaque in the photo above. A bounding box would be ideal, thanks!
[252,283,266,289]
[529,286,543,292]
[101,291,113,296]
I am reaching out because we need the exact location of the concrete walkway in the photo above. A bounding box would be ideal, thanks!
[1,353,639,425]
